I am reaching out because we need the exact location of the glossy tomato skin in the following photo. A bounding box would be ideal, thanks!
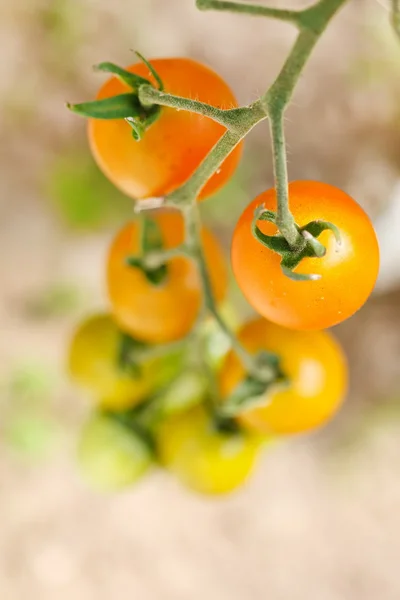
[232,181,380,330]
[219,318,348,435]
[156,406,262,495]
[88,58,242,201]
[107,210,227,344]
[68,314,182,410]
[77,413,152,491]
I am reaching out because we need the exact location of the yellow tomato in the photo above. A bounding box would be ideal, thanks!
[157,406,262,495]
[68,313,182,411]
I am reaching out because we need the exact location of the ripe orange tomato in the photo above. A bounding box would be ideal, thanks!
[88,58,242,201]
[156,406,262,495]
[107,210,227,344]
[231,181,379,330]
[219,318,348,435]
[68,313,182,410]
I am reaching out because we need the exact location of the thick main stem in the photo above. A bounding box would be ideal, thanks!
[168,131,240,205]
[167,103,265,207]
[143,0,349,378]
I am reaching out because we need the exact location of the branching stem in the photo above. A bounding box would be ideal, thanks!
[196,0,302,26]
[137,0,348,379]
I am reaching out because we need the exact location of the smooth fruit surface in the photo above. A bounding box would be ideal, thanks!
[107,210,227,344]
[68,313,182,410]
[219,318,348,435]
[232,181,380,330]
[89,58,242,201]
[157,406,261,495]
[77,413,152,491]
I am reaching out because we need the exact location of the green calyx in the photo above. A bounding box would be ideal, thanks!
[106,408,156,454]
[252,205,341,281]
[221,351,287,418]
[126,216,169,286]
[66,53,164,141]
[117,332,148,378]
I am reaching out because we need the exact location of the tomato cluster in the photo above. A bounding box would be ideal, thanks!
[68,57,379,496]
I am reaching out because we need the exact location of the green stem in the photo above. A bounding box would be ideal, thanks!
[263,30,320,111]
[196,0,302,25]
[141,245,190,270]
[138,84,255,133]
[183,204,272,381]
[133,337,191,362]
[167,104,265,207]
[166,131,241,206]
[393,0,400,39]
[130,0,349,380]
[261,0,348,246]
[268,111,301,248]
[161,0,347,370]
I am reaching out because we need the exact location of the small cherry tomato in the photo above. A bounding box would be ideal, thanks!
[68,313,182,410]
[219,318,348,435]
[88,58,242,201]
[107,210,227,344]
[231,181,379,330]
[156,406,262,495]
[77,413,152,491]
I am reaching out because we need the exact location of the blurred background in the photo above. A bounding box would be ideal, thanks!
[1,0,400,598]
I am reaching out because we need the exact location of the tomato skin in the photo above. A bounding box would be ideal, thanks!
[88,58,242,201]
[232,181,380,330]
[77,413,152,491]
[219,318,348,435]
[107,210,227,344]
[156,406,262,495]
[68,314,182,410]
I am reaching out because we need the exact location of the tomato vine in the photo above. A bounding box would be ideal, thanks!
[68,0,387,428]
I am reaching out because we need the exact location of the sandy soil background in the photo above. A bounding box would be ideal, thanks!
[1,0,400,598]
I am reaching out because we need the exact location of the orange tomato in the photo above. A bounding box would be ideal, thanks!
[231,181,379,330]
[89,58,242,201]
[219,318,348,435]
[107,210,227,344]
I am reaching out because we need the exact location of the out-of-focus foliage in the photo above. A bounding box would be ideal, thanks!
[22,283,83,319]
[201,159,255,227]
[45,151,133,230]
[1,362,64,461]
[38,0,84,62]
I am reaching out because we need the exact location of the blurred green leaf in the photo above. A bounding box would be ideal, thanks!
[201,166,250,226]
[45,151,133,230]
[4,413,61,460]
[8,362,55,403]
[39,0,83,54]
[23,283,83,319]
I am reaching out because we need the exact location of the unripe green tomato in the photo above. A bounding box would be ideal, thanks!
[77,413,153,491]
